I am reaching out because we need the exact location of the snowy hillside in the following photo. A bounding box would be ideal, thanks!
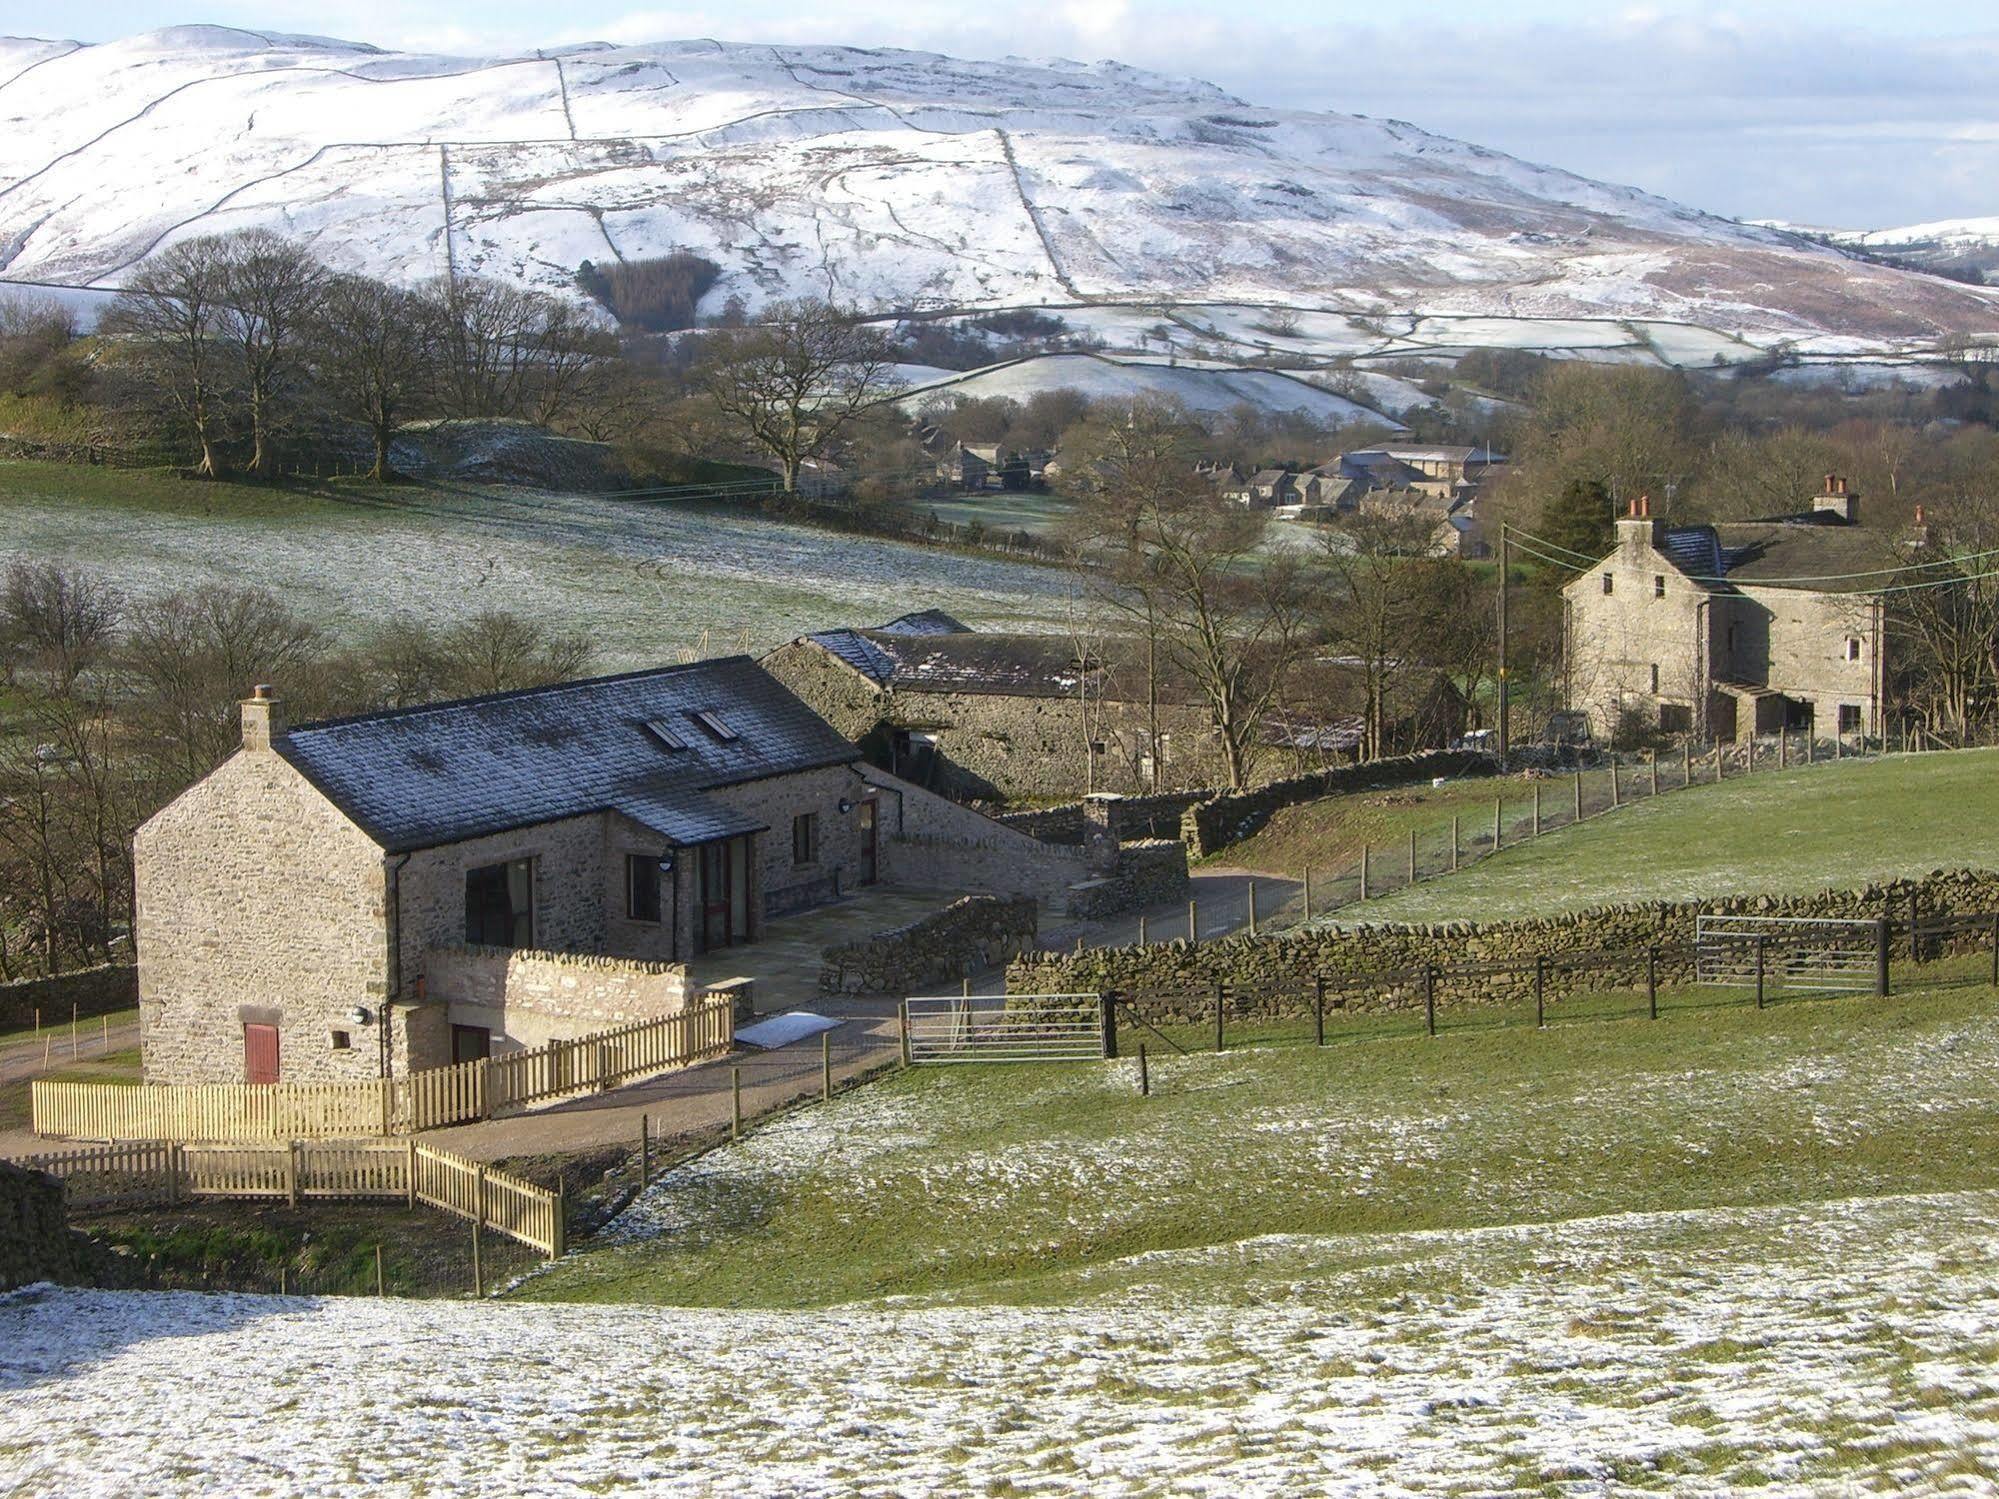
[1825,218,1999,280]
[0,26,1994,361]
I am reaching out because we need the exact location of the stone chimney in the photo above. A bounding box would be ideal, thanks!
[1616,492,1665,551]
[1812,473,1858,524]
[240,684,282,752]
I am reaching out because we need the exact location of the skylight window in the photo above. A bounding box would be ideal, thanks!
[690,709,738,742]
[643,718,688,751]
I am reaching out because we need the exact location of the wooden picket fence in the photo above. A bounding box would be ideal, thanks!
[14,1136,565,1256]
[31,996,736,1144]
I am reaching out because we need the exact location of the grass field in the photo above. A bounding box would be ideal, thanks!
[1340,748,1999,926]
[1217,768,1545,878]
[0,460,1077,668]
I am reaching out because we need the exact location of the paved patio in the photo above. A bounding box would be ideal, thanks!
[684,884,967,1014]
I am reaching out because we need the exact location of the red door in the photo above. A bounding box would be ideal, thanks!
[243,1023,280,1085]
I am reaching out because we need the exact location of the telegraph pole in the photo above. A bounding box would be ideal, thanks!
[1496,522,1510,767]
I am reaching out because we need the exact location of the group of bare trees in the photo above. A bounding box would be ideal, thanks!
[0,560,590,978]
[104,229,624,481]
[1060,402,1493,790]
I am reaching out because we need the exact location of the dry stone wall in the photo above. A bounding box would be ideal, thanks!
[1010,868,1999,1020]
[420,946,694,1052]
[1183,750,1497,857]
[821,895,1039,995]
[0,1163,78,1291]
[0,965,137,1030]
[1065,841,1191,921]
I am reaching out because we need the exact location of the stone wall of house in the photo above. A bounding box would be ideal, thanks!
[134,748,392,1085]
[0,1163,78,1291]
[1010,868,1999,1018]
[1562,517,1714,741]
[821,895,1040,995]
[399,811,622,971]
[1183,750,1496,857]
[704,763,873,919]
[1729,584,1883,741]
[1065,841,1192,921]
[0,965,138,1031]
[759,640,892,743]
[421,945,694,1053]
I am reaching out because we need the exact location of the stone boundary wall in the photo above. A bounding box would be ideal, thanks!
[0,1162,78,1291]
[421,946,694,1052]
[1183,750,1497,857]
[864,766,1089,903]
[996,791,1211,847]
[1009,868,1999,1021]
[0,965,139,1031]
[822,895,1040,995]
[1066,840,1192,921]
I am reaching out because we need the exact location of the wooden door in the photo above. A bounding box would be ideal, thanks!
[243,1023,280,1085]
[699,840,732,952]
[858,799,878,885]
[451,1024,492,1065]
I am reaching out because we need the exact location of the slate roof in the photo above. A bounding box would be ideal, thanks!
[275,657,859,853]
[878,609,972,636]
[1615,520,1892,594]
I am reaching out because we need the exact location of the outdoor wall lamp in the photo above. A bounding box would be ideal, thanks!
[657,854,677,874]
[349,1006,375,1027]
[838,798,855,814]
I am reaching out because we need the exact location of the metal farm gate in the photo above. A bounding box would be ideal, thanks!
[902,994,1106,1064]
[1695,915,1883,996]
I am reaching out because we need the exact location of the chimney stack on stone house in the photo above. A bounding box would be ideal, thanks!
[1615,492,1665,551]
[1812,474,1859,524]
[240,684,281,752]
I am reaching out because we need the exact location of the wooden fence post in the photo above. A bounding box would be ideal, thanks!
[1358,848,1368,903]
[823,1031,834,1100]
[1647,947,1659,1020]
[1138,1043,1150,1097]
[1213,983,1225,1054]
[554,1179,567,1259]
[640,1113,651,1186]
[1314,976,1327,1047]
[1574,772,1584,821]
[1493,797,1502,852]
[375,1243,385,1297]
[1424,964,1436,1037]
[1779,728,1788,770]
[1716,742,1724,780]
[1451,817,1459,872]
[1099,992,1118,1060]
[1683,740,1692,787]
[1610,762,1620,808]
[1189,899,1199,944]
[286,1140,300,1208]
[1649,750,1659,796]
[1138,913,1149,946]
[1754,936,1766,1010]
[731,1067,743,1139]
[1302,868,1312,919]
[1408,827,1418,885]
[899,1001,912,1067]
[169,1143,184,1205]
[1991,913,1998,990]
[1247,880,1258,936]
[1534,955,1546,1029]
[1532,783,1541,838]
[1878,918,1893,998]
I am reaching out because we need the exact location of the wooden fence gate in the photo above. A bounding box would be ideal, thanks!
[902,994,1107,1063]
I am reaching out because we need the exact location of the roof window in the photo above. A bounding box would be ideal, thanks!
[690,709,738,742]
[643,718,688,751]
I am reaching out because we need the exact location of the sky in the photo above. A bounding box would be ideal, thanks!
[12,1,1999,228]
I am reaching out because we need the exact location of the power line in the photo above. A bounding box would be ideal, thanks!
[1506,521,1999,589]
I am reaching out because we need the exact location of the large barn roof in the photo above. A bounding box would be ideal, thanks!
[275,657,858,852]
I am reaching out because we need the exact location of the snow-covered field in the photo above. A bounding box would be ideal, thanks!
[0,483,1078,666]
[4,1190,1996,1496]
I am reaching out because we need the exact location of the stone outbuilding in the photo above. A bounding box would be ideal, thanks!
[134,656,1072,1085]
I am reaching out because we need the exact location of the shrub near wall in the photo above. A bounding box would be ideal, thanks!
[1183,750,1497,858]
[0,1163,80,1290]
[0,965,138,1031]
[1008,868,1999,1021]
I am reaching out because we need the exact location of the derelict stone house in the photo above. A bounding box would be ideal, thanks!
[1563,479,1888,744]
[134,658,925,1085]
[761,611,1249,801]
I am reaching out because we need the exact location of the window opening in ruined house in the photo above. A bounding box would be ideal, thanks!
[452,1024,492,1064]
[1601,573,1613,595]
[330,1030,351,1051]
[466,857,534,947]
[1650,663,1660,693]
[1846,638,1862,662]
[1654,575,1665,598]
[1839,704,1862,734]
[626,854,662,922]
[792,812,819,866]
[691,709,738,741]
[1660,704,1691,734]
[644,717,688,750]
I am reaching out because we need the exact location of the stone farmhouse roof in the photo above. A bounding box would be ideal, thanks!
[1648,522,1893,593]
[796,616,1209,702]
[275,657,858,853]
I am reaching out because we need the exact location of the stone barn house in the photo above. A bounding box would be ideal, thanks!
[760,612,1253,802]
[134,657,1083,1086]
[1563,479,1889,744]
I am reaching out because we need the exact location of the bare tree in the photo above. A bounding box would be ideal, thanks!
[432,611,593,698]
[693,298,903,492]
[1311,510,1441,761]
[212,230,329,477]
[312,274,434,481]
[103,239,236,476]
[1,561,124,694]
